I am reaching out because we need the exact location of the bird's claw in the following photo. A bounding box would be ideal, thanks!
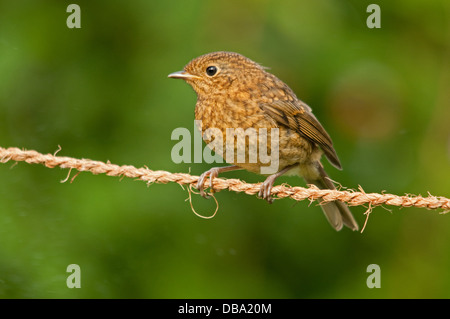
[258,177,276,204]
[197,168,219,199]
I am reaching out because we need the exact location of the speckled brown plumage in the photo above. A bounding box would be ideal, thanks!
[169,51,358,231]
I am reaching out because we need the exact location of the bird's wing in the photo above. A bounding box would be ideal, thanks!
[259,99,342,169]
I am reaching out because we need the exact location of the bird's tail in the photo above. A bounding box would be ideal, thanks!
[300,162,359,231]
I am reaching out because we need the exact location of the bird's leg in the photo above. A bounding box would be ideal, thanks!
[258,164,297,203]
[197,165,241,198]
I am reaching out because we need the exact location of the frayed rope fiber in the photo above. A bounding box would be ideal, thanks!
[1,146,449,212]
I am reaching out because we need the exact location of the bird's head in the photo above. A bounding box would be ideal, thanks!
[168,51,268,98]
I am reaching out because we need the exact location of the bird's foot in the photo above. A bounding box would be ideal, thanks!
[257,164,297,203]
[258,175,278,204]
[197,167,221,198]
[196,165,241,198]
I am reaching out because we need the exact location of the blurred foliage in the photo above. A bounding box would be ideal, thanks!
[0,0,449,298]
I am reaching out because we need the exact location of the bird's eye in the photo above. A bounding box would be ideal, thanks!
[205,66,218,76]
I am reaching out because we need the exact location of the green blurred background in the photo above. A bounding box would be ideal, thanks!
[0,0,449,298]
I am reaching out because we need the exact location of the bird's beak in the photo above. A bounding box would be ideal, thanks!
[168,71,201,80]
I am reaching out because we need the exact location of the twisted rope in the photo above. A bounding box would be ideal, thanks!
[1,146,449,212]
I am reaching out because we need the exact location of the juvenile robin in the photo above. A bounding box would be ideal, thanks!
[169,51,358,231]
